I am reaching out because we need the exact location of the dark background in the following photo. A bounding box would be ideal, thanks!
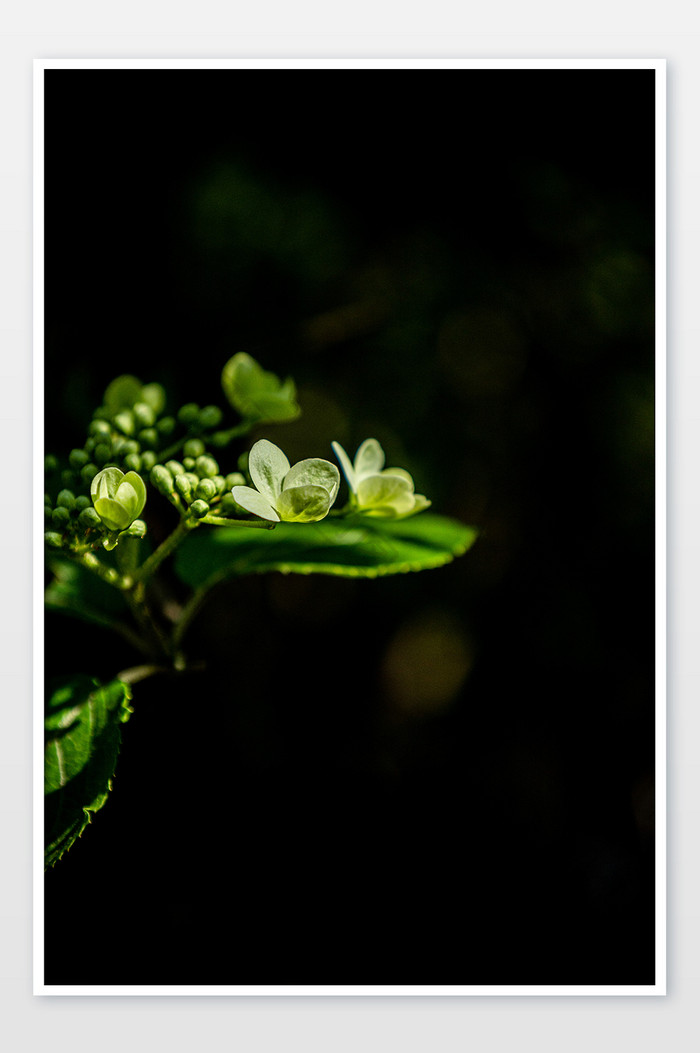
[44,70,656,985]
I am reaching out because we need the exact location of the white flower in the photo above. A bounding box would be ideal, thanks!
[232,439,340,523]
[331,438,431,518]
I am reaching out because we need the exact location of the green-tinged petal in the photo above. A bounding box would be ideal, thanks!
[381,467,415,490]
[90,467,123,502]
[331,441,356,493]
[119,471,147,516]
[356,474,416,516]
[222,353,300,422]
[248,439,290,502]
[354,438,385,480]
[251,391,301,422]
[283,458,340,505]
[276,484,332,523]
[93,496,133,531]
[231,485,280,522]
[391,494,432,519]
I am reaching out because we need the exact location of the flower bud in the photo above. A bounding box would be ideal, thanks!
[74,495,91,513]
[182,457,196,471]
[80,462,98,485]
[89,420,112,439]
[51,507,71,528]
[225,472,246,489]
[211,475,226,495]
[141,451,157,472]
[120,519,146,538]
[189,499,209,518]
[139,428,159,450]
[174,474,193,502]
[60,470,75,488]
[69,448,89,469]
[195,478,217,502]
[157,415,176,437]
[56,489,75,511]
[237,451,249,474]
[150,464,175,495]
[198,405,223,429]
[133,402,156,429]
[44,531,64,548]
[78,506,102,530]
[141,382,166,416]
[178,403,199,425]
[123,452,142,471]
[195,454,219,478]
[165,460,185,477]
[91,467,147,532]
[183,438,205,459]
[113,410,135,436]
[44,454,59,472]
[94,442,112,465]
[219,493,242,515]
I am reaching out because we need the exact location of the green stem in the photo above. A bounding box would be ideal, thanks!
[134,517,195,584]
[199,514,276,529]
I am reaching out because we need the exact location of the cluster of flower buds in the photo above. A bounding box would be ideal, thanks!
[149,443,241,521]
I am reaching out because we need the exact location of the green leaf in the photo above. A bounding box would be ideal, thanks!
[45,558,128,628]
[174,512,478,585]
[45,675,133,868]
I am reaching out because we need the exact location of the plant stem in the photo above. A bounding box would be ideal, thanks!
[134,517,195,584]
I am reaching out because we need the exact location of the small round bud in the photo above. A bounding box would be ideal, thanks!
[178,403,199,425]
[237,451,249,473]
[225,472,245,489]
[195,478,217,502]
[174,474,193,501]
[94,443,112,465]
[80,462,98,484]
[198,405,223,430]
[44,531,64,548]
[195,454,219,478]
[51,506,71,528]
[89,419,112,438]
[44,505,54,523]
[121,439,140,456]
[44,454,59,473]
[211,475,226,495]
[123,452,142,471]
[60,470,75,488]
[141,451,157,472]
[141,383,166,416]
[133,402,156,429]
[189,499,209,519]
[113,410,135,436]
[139,428,159,449]
[157,415,176,437]
[56,489,75,511]
[165,460,185,477]
[219,494,240,516]
[92,405,110,421]
[69,448,89,469]
[120,519,147,538]
[183,438,205,459]
[74,495,91,513]
[185,472,200,488]
[150,465,174,495]
[182,457,196,471]
[210,430,231,448]
[78,506,102,530]
[84,437,96,455]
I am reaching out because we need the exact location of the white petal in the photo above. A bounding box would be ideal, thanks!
[381,467,415,491]
[331,441,356,492]
[90,467,123,502]
[231,485,280,522]
[276,484,332,523]
[354,438,385,480]
[248,439,290,502]
[283,458,340,505]
[356,474,415,516]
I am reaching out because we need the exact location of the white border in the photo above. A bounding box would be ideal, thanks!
[33,56,666,998]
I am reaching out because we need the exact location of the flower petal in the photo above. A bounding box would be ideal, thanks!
[93,496,132,531]
[354,438,385,480]
[90,467,123,502]
[381,467,415,491]
[276,484,332,523]
[248,439,290,502]
[120,471,147,517]
[356,474,416,516]
[331,441,356,492]
[283,458,340,505]
[231,485,280,522]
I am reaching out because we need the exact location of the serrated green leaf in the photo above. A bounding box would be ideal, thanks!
[174,512,478,585]
[45,675,132,868]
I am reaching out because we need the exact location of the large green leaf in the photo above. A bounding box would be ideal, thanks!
[174,512,478,586]
[45,676,133,868]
